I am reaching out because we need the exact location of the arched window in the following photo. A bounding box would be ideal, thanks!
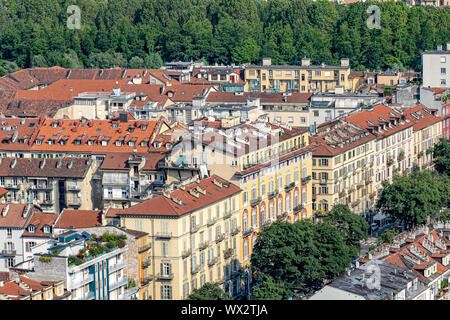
[252,209,257,228]
[269,202,275,221]
[243,211,248,231]
[278,197,283,216]
[244,239,248,259]
[260,205,266,226]
[286,193,291,213]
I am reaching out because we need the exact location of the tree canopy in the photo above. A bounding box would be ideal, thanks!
[0,0,449,70]
[433,138,450,176]
[187,282,232,300]
[376,171,449,228]
[250,207,367,299]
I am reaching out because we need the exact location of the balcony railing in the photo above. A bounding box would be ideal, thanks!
[181,249,192,258]
[301,176,311,184]
[268,190,278,199]
[67,198,81,206]
[231,226,241,236]
[67,185,81,191]
[157,273,174,280]
[138,243,151,253]
[109,260,126,273]
[71,274,94,288]
[6,184,20,189]
[141,259,151,269]
[293,205,304,214]
[242,228,252,237]
[191,265,200,275]
[199,241,209,251]
[1,249,16,256]
[223,210,232,219]
[155,232,172,239]
[140,276,153,286]
[37,199,53,206]
[109,277,128,291]
[190,224,200,233]
[208,257,218,267]
[250,197,261,207]
[207,217,217,227]
[278,212,288,220]
[215,233,226,243]
[285,183,295,192]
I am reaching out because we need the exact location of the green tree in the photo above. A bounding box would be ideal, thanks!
[433,138,450,175]
[31,54,48,67]
[128,56,145,69]
[376,171,448,228]
[187,282,231,300]
[251,274,292,300]
[231,38,261,64]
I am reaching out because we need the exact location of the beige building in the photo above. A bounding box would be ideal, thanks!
[106,175,242,300]
[0,157,96,213]
[245,58,351,93]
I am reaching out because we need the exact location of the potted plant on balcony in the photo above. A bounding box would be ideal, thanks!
[223,248,234,259]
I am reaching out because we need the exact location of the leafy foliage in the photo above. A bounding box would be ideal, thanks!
[187,282,232,300]
[0,1,448,69]
[433,138,450,176]
[250,213,366,297]
[376,171,449,227]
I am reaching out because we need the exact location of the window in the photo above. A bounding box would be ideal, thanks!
[441,68,447,75]
[162,241,169,257]
[6,228,12,238]
[313,111,319,117]
[441,56,447,63]
[441,79,447,85]
[252,209,257,228]
[162,285,172,300]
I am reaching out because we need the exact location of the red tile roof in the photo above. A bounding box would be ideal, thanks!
[108,175,241,218]
[22,212,59,238]
[54,209,102,229]
[0,204,38,228]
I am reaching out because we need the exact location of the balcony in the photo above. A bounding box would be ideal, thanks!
[140,275,153,286]
[285,183,295,192]
[67,184,81,191]
[157,273,174,280]
[199,241,209,251]
[293,204,304,214]
[223,210,232,219]
[190,224,200,234]
[29,184,52,190]
[215,233,226,243]
[71,274,94,288]
[278,212,288,220]
[109,260,126,273]
[268,190,278,199]
[109,277,128,291]
[231,226,241,236]
[5,184,20,190]
[141,259,151,269]
[261,220,271,228]
[181,249,192,258]
[208,257,218,267]
[67,198,81,206]
[223,248,234,259]
[1,249,16,256]
[351,199,361,208]
[301,176,311,184]
[191,265,200,275]
[138,243,151,253]
[155,232,172,239]
[250,197,261,207]
[207,217,217,227]
[37,199,53,206]
[242,228,253,238]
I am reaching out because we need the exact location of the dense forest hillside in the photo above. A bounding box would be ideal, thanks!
[0,0,449,75]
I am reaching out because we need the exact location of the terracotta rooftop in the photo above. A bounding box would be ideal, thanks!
[108,175,241,218]
[54,209,103,229]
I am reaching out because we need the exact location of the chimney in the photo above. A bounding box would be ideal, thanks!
[301,58,311,67]
[10,158,17,169]
[341,58,350,67]
[262,58,272,66]
[39,159,46,169]
[437,45,443,51]
[2,205,9,217]
[447,43,450,51]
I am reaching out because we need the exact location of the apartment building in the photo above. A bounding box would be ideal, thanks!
[404,105,443,171]
[0,204,39,272]
[363,223,450,300]
[171,119,314,290]
[244,57,351,93]
[310,259,430,300]
[0,272,69,300]
[107,175,242,300]
[29,229,131,300]
[0,157,95,213]
[422,44,450,89]
[310,121,377,217]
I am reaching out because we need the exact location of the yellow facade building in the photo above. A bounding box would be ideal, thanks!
[245,58,351,93]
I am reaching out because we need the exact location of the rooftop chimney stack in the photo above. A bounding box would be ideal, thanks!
[262,57,272,66]
[447,43,450,51]
[301,58,311,67]
[341,58,350,67]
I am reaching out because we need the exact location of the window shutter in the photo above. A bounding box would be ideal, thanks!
[160,286,163,299]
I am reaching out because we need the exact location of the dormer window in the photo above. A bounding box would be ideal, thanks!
[116,140,122,146]
[102,140,108,146]
[28,225,35,233]
[112,123,118,129]
[43,226,50,233]
[88,140,94,146]
[129,141,135,147]
[140,141,147,147]
[36,140,42,145]
[141,125,147,131]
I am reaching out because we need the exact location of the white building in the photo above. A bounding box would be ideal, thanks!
[422,43,450,89]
